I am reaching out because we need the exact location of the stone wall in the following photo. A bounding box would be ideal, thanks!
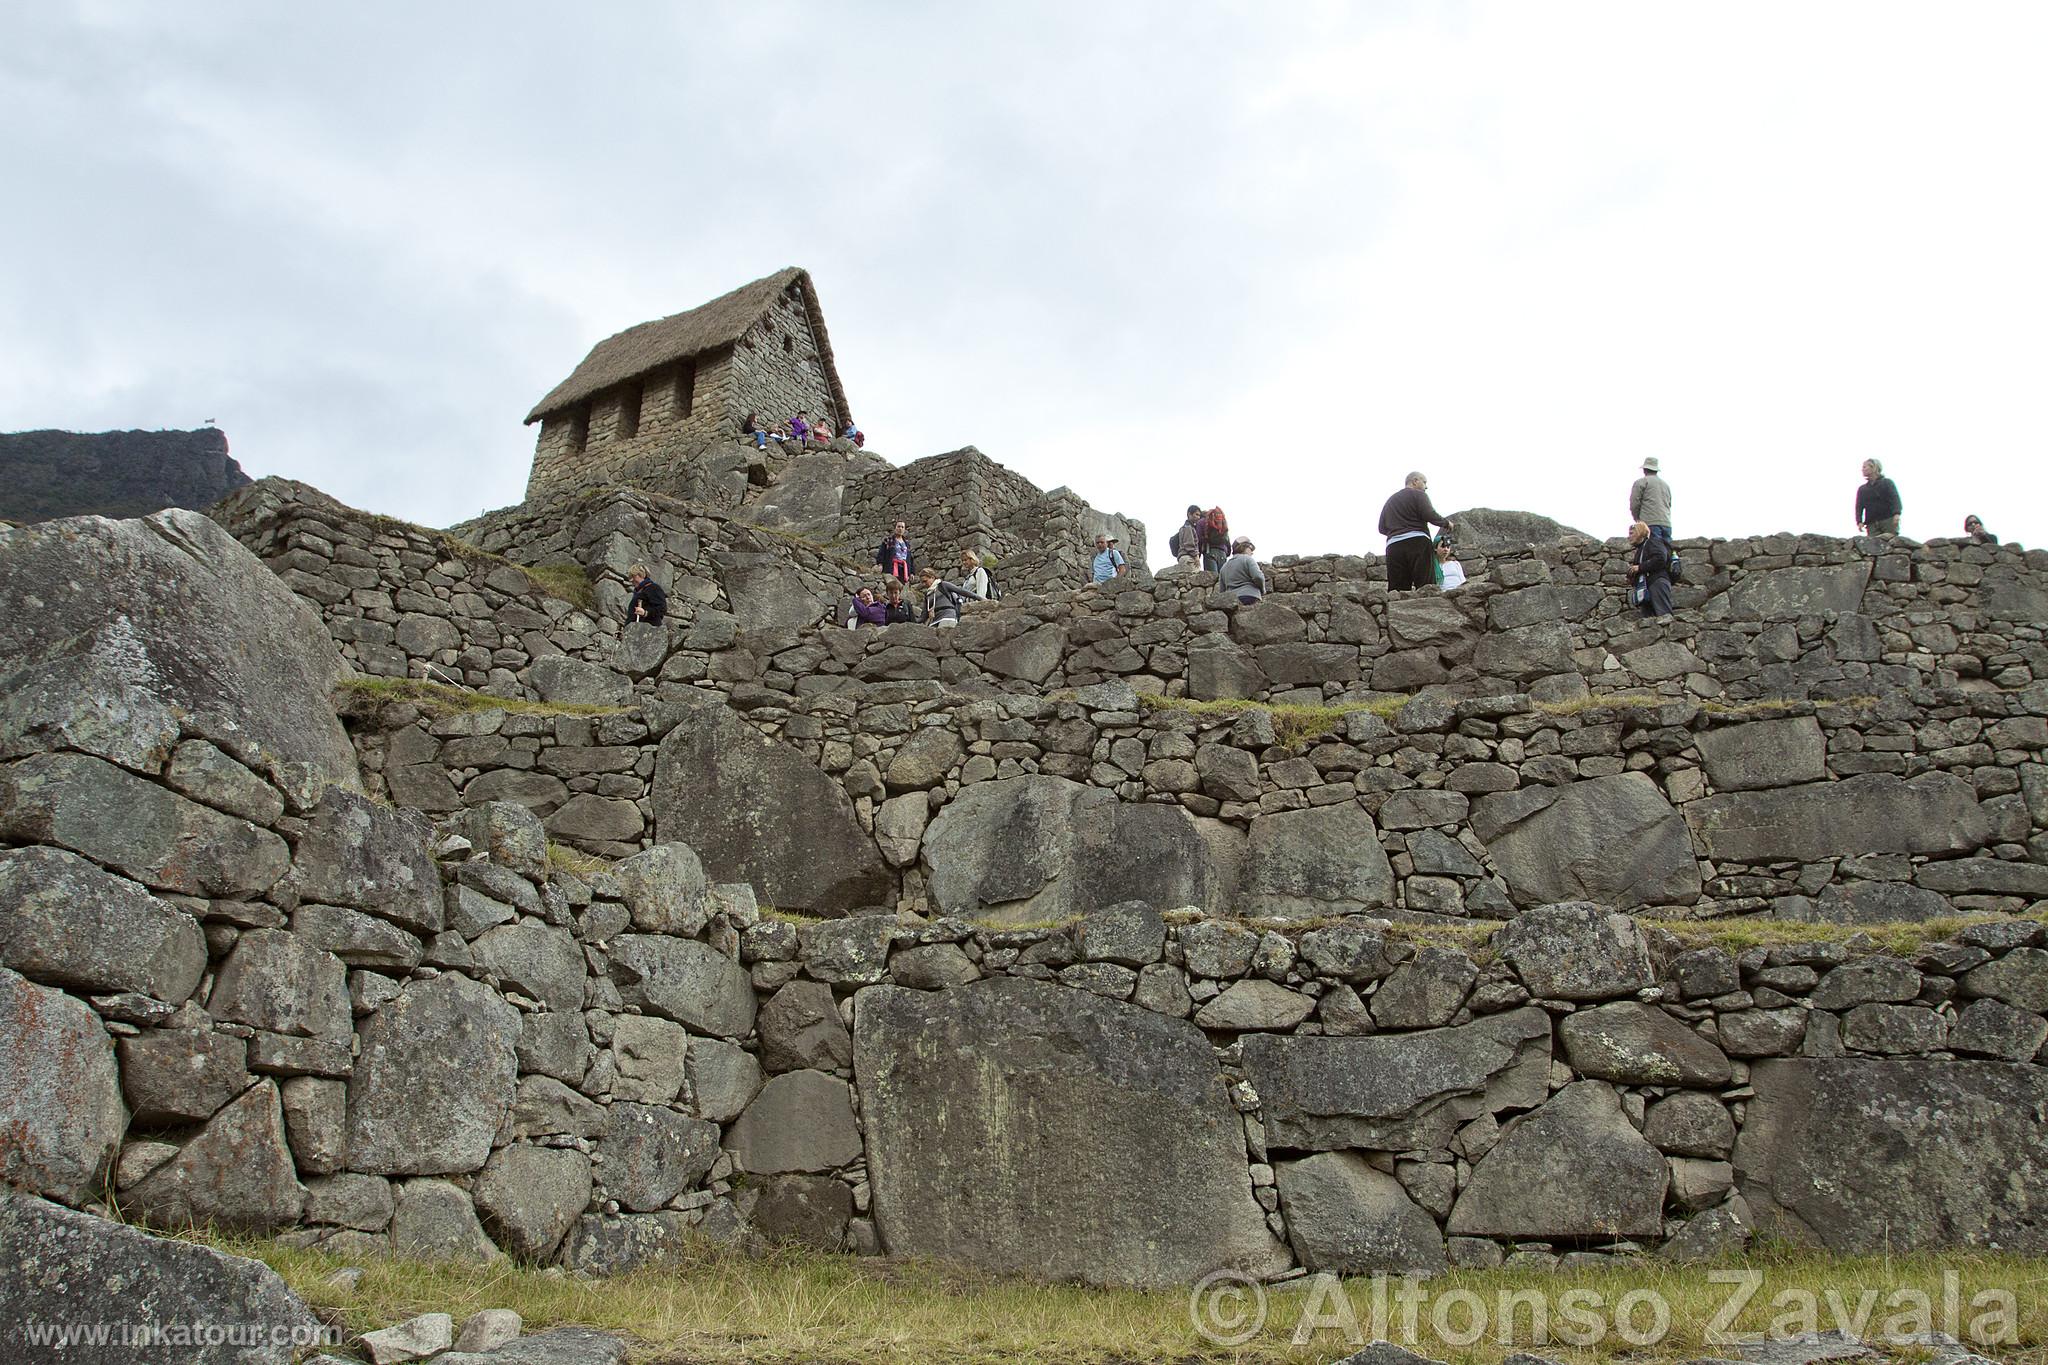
[726,289,839,436]
[837,446,1147,592]
[8,788,2044,1284]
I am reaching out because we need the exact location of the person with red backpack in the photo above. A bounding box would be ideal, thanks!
[1200,507,1229,574]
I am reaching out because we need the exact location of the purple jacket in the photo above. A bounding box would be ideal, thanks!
[852,599,888,626]
[790,415,810,441]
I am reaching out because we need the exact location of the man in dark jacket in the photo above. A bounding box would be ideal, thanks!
[1627,522,1674,618]
[625,564,668,626]
[875,520,916,583]
[1855,460,1903,536]
[1379,471,1453,591]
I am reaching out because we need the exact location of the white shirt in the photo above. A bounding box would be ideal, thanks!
[1439,559,1466,590]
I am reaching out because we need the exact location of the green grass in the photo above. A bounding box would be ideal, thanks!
[337,676,628,719]
[190,1231,2047,1364]
[547,842,611,877]
[521,560,598,612]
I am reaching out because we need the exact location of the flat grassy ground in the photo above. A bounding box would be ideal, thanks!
[213,1235,2047,1364]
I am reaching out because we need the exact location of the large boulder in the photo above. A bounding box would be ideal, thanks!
[0,846,206,1002]
[922,775,1216,925]
[651,702,891,913]
[1275,1153,1446,1276]
[1446,1080,1667,1238]
[1685,773,1993,863]
[1240,804,1396,919]
[1240,1007,1552,1150]
[346,973,521,1174]
[853,977,1289,1288]
[0,1187,325,1365]
[1493,902,1655,1001]
[1694,717,1827,791]
[279,788,442,933]
[0,753,290,898]
[0,967,125,1203]
[1444,507,1592,551]
[713,551,827,632]
[1471,774,1701,908]
[605,935,756,1039]
[1720,563,1869,620]
[126,1080,305,1233]
[0,508,357,801]
[1733,1058,2048,1252]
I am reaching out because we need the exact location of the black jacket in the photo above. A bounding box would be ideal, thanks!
[1633,533,1672,580]
[1378,487,1450,538]
[875,537,917,576]
[626,579,668,626]
[1855,476,1902,526]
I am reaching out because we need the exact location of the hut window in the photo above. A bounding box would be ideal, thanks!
[782,335,794,353]
[567,405,588,455]
[674,362,695,418]
[617,383,642,440]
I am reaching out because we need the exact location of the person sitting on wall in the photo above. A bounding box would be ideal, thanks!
[1090,533,1126,584]
[957,549,991,600]
[1219,537,1269,605]
[875,520,917,582]
[743,411,788,449]
[1626,522,1674,618]
[883,577,918,623]
[1964,514,1996,544]
[843,419,865,448]
[625,564,668,626]
[919,565,972,628]
[1434,536,1466,590]
[846,586,888,628]
[789,412,811,446]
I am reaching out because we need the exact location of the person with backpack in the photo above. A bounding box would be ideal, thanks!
[918,566,972,628]
[1169,505,1205,566]
[625,564,668,626]
[1090,534,1126,584]
[956,550,991,601]
[1201,507,1230,574]
[1629,457,1673,542]
[1627,521,1675,618]
[1378,472,1453,591]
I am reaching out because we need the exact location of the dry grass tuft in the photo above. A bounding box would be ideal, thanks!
[337,676,628,720]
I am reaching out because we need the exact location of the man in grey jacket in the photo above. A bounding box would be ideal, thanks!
[1629,458,1672,541]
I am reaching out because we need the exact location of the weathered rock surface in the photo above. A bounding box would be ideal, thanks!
[1471,775,1701,908]
[282,788,442,933]
[1493,903,1655,1001]
[1447,1080,1667,1238]
[0,1187,323,1365]
[1734,1058,2048,1252]
[1276,1153,1447,1275]
[0,846,206,1002]
[605,934,756,1038]
[0,507,357,798]
[853,977,1289,1287]
[346,974,520,1175]
[127,1080,306,1233]
[474,1144,592,1261]
[596,1104,721,1211]
[1241,1007,1552,1150]
[1240,804,1396,919]
[651,701,890,912]
[725,1070,863,1174]
[1558,1002,1733,1086]
[1685,773,1993,863]
[922,775,1216,924]
[0,966,126,1203]
[1695,717,1828,791]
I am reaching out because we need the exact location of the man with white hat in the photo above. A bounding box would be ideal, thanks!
[1090,533,1126,585]
[1630,458,1673,542]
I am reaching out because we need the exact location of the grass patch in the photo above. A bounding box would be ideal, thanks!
[547,842,610,877]
[1138,694,1404,747]
[337,676,627,719]
[1642,908,2048,958]
[521,560,598,612]
[356,509,596,610]
[197,1232,2045,1364]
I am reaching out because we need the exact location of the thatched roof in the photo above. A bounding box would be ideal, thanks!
[524,267,849,425]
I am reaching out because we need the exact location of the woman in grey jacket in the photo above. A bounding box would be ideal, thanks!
[1219,538,1269,605]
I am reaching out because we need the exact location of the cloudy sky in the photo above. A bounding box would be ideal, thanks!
[5,2,2044,559]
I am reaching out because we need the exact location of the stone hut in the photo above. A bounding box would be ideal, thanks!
[523,267,849,501]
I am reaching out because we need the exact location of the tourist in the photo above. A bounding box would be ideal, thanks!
[625,564,668,626]
[1090,534,1126,584]
[1219,538,1269,605]
[847,586,887,628]
[884,578,918,623]
[875,520,917,583]
[1201,507,1230,574]
[957,550,991,600]
[789,412,812,446]
[1379,472,1453,591]
[919,566,971,628]
[1434,537,1466,591]
[1855,459,1903,536]
[1629,457,1673,541]
[842,419,865,447]
[1964,514,1996,544]
[1626,522,1674,618]
[1168,504,1205,566]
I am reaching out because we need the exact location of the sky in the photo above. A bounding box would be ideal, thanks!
[4,1,2045,561]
